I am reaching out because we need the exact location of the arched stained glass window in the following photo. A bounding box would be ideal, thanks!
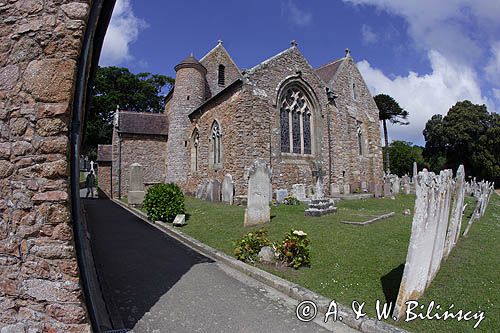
[211,121,222,166]
[279,86,313,155]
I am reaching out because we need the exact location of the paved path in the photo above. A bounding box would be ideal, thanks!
[82,198,358,332]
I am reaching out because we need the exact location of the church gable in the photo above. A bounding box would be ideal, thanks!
[244,45,328,108]
[200,41,242,98]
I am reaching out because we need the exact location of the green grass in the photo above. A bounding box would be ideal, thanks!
[171,194,498,332]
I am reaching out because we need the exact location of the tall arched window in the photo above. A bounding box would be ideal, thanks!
[210,121,222,168]
[356,122,363,156]
[279,86,313,155]
[191,129,199,172]
[218,64,225,86]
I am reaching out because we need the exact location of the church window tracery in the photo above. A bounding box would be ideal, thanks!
[210,121,222,168]
[279,86,313,155]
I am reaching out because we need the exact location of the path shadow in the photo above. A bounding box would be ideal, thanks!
[380,264,404,310]
[83,198,213,330]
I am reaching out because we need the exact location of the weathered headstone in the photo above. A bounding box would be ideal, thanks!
[275,189,288,204]
[205,181,213,201]
[128,163,145,206]
[222,174,234,205]
[173,214,186,226]
[375,184,382,198]
[291,184,307,201]
[244,159,271,227]
[211,179,221,202]
[343,184,350,195]
[330,184,340,195]
[412,162,417,182]
[443,165,465,259]
[361,181,368,192]
[391,175,400,195]
[196,183,206,199]
[383,182,391,197]
[368,181,375,193]
[403,183,411,195]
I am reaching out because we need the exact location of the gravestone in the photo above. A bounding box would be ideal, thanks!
[244,159,272,227]
[173,214,186,226]
[211,179,221,202]
[275,189,288,204]
[205,181,213,201]
[403,183,411,195]
[196,183,206,199]
[222,174,234,205]
[368,182,375,193]
[375,184,383,198]
[383,182,391,197]
[361,181,368,192]
[412,162,418,182]
[90,160,95,172]
[330,184,340,195]
[291,184,307,201]
[343,184,350,195]
[391,175,400,195]
[128,163,145,206]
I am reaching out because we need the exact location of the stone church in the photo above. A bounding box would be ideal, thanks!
[97,41,383,200]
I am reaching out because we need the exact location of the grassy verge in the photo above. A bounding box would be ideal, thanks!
[176,194,497,332]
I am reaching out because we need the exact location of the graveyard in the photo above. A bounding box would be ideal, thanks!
[121,188,499,332]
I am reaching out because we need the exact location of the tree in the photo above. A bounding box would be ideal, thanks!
[423,100,500,183]
[383,141,427,176]
[374,94,409,173]
[83,66,174,159]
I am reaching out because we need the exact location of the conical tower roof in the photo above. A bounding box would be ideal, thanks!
[174,54,207,74]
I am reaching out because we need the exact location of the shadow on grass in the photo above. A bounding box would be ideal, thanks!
[380,264,404,310]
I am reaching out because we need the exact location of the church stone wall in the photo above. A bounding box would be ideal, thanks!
[330,57,383,187]
[112,133,167,198]
[200,43,242,97]
[97,162,111,197]
[0,1,92,331]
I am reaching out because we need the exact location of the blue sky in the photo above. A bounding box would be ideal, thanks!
[100,0,500,146]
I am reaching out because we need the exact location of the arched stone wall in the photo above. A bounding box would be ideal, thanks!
[0,1,114,331]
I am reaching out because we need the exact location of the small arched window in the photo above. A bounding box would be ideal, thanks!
[191,129,199,172]
[210,121,222,168]
[218,64,225,86]
[356,122,363,156]
[279,86,313,155]
[352,82,357,100]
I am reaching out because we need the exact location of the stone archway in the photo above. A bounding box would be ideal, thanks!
[0,1,115,331]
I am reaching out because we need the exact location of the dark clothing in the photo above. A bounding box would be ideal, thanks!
[86,173,96,198]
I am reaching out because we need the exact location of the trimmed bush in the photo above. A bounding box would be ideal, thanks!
[275,230,311,269]
[233,228,270,263]
[143,183,185,222]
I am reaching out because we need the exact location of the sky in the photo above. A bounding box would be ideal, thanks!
[99,0,500,146]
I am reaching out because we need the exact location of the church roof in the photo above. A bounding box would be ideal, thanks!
[97,144,112,162]
[315,58,345,84]
[118,111,169,136]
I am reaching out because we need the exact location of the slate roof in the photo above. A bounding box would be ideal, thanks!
[97,144,112,162]
[118,111,169,136]
[315,58,344,84]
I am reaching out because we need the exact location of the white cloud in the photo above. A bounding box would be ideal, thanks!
[343,0,500,66]
[99,0,148,66]
[281,0,312,27]
[361,24,378,44]
[485,41,500,85]
[357,50,491,145]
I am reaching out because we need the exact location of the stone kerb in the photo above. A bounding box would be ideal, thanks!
[244,159,271,227]
[128,163,145,206]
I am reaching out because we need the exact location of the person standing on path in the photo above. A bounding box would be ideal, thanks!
[86,170,96,198]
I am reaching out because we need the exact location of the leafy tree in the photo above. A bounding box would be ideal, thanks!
[374,94,409,172]
[383,141,428,176]
[83,66,174,159]
[423,100,500,182]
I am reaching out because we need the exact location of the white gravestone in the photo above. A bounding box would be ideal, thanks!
[244,159,272,227]
[128,163,145,206]
[222,174,234,205]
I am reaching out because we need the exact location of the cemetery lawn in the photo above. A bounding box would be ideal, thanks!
[174,194,499,332]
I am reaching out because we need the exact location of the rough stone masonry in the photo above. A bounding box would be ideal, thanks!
[0,1,94,331]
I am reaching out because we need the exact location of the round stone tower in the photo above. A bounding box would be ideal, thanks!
[165,55,207,186]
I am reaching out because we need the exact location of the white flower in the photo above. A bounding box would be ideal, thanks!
[293,230,307,236]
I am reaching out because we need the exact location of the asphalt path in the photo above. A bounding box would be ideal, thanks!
[82,198,357,332]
